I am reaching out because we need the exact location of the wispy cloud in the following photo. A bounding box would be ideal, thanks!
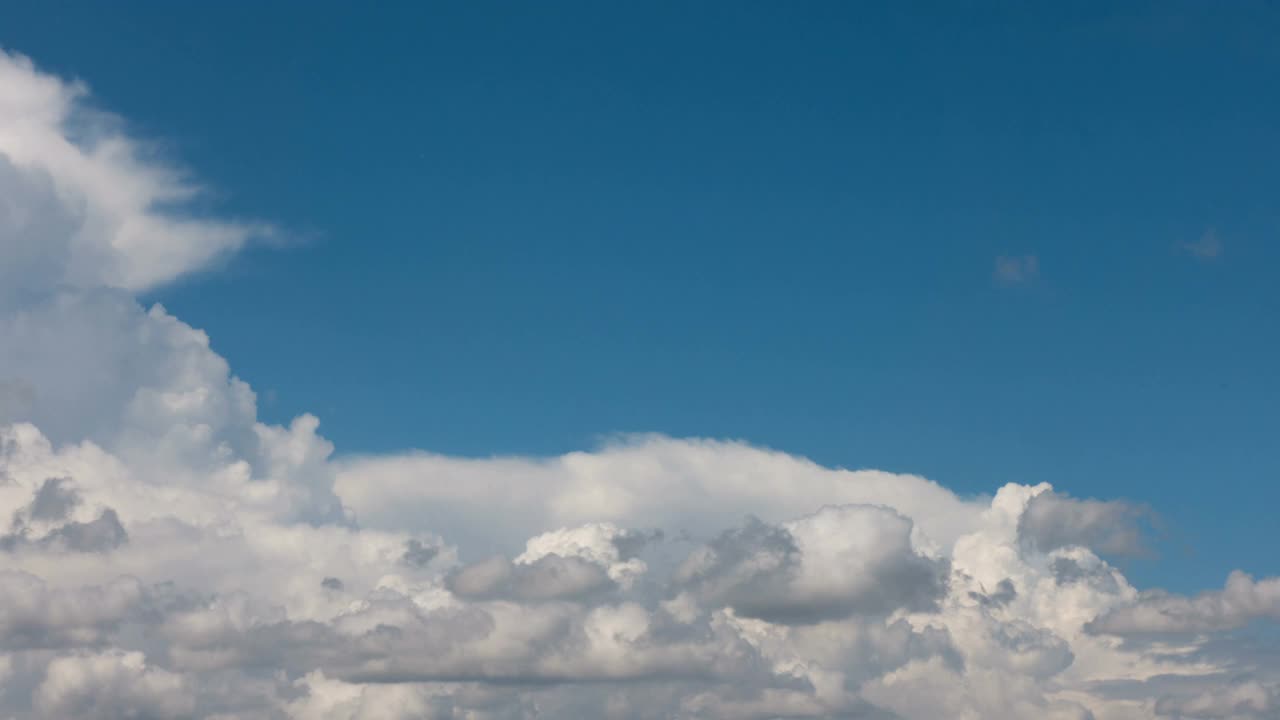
[993,254,1039,285]
[1181,228,1223,260]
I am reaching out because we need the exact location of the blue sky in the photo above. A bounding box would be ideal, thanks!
[6,1,1278,595]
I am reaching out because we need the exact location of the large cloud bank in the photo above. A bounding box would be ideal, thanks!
[0,50,1276,719]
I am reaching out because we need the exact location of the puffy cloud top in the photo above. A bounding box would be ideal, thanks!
[1018,488,1156,557]
[675,506,947,624]
[1089,571,1280,635]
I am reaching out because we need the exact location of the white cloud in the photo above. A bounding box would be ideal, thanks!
[994,254,1040,285]
[1088,571,1280,635]
[0,47,1277,719]
[0,571,144,651]
[1155,680,1278,719]
[516,521,654,588]
[446,553,617,601]
[0,50,267,296]
[674,506,947,624]
[34,651,193,720]
[1181,229,1224,261]
[334,437,983,556]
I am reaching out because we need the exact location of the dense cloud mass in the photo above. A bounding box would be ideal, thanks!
[0,49,1277,718]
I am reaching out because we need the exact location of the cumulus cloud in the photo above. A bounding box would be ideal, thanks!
[1155,680,1278,719]
[674,506,947,624]
[1,47,1278,719]
[1018,488,1156,557]
[2,476,128,554]
[0,50,267,296]
[446,553,616,601]
[1088,571,1280,636]
[34,651,193,720]
[334,437,983,554]
[0,571,144,651]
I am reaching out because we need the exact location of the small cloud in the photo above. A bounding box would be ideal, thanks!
[994,255,1039,285]
[1181,229,1223,260]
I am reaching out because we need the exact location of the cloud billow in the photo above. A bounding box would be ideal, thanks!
[0,48,1277,719]
[1017,489,1156,558]
[674,507,948,624]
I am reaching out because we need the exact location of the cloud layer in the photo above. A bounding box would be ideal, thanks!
[1,49,1277,719]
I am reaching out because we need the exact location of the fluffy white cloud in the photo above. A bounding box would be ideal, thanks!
[674,506,947,624]
[34,651,193,720]
[1155,680,1278,719]
[334,437,983,556]
[0,50,266,296]
[1088,571,1280,636]
[517,522,654,588]
[1,48,1277,719]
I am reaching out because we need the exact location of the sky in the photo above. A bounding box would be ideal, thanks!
[1,3,1279,719]
[7,0,1279,594]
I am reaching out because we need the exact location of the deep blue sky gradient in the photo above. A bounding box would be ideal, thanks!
[5,1,1279,591]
